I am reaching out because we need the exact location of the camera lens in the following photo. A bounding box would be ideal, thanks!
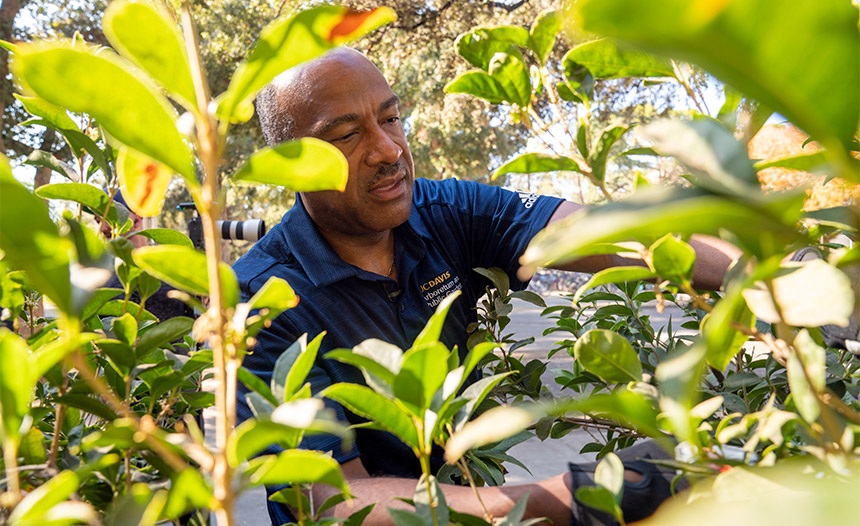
[217,219,266,242]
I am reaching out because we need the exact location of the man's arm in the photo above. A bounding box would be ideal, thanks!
[543,201,741,290]
[312,458,572,526]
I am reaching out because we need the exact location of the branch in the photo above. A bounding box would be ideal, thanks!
[486,0,530,12]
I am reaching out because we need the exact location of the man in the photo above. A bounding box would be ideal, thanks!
[233,48,738,526]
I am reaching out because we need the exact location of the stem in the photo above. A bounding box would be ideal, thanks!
[180,3,234,524]
[294,485,306,526]
[456,457,493,522]
[418,455,439,526]
[3,438,20,505]
[47,371,68,469]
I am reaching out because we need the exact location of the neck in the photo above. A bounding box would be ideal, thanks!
[317,226,396,278]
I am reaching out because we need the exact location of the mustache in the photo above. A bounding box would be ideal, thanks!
[369,158,406,186]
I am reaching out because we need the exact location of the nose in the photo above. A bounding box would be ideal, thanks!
[365,125,402,167]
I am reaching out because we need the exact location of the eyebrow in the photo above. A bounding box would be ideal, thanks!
[313,95,400,137]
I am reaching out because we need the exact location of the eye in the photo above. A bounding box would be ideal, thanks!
[384,116,400,125]
[332,131,357,142]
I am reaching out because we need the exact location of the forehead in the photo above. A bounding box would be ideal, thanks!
[289,53,397,135]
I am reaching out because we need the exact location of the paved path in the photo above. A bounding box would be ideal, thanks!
[208,293,691,524]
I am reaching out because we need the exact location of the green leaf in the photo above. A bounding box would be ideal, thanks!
[702,280,752,370]
[510,290,546,308]
[394,343,450,415]
[561,49,595,103]
[285,332,324,401]
[132,245,240,307]
[649,234,695,284]
[24,150,77,181]
[8,470,93,524]
[111,312,137,346]
[452,372,513,432]
[135,228,194,248]
[103,0,197,110]
[237,366,277,406]
[574,486,622,521]
[163,468,214,519]
[528,10,561,65]
[233,138,348,191]
[135,316,194,357]
[11,42,195,182]
[35,183,121,223]
[574,267,655,303]
[445,70,508,104]
[18,427,47,465]
[0,179,72,315]
[655,344,707,445]
[325,348,398,395]
[388,508,428,526]
[588,125,629,184]
[576,0,860,160]
[0,330,35,442]
[594,453,624,501]
[246,449,350,495]
[414,474,449,526]
[493,153,581,180]
[573,329,643,383]
[218,6,396,123]
[572,390,663,438]
[321,383,419,450]
[455,26,529,70]
[412,289,461,350]
[564,38,674,79]
[519,186,803,275]
[246,275,299,313]
[54,393,118,421]
[788,330,826,423]
[445,405,534,463]
[488,52,531,107]
[495,494,531,526]
[473,267,510,296]
[742,260,854,327]
[754,151,829,172]
[14,94,77,131]
[639,117,760,196]
[229,419,303,466]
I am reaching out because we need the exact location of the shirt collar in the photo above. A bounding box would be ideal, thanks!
[281,195,429,287]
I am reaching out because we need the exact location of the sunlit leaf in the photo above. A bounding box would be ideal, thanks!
[576,0,860,164]
[742,260,853,327]
[649,234,695,284]
[445,70,508,105]
[493,153,580,180]
[0,178,72,314]
[321,383,419,450]
[445,405,533,463]
[488,52,531,107]
[787,330,825,423]
[394,343,449,415]
[0,330,35,442]
[702,283,752,371]
[455,26,529,70]
[103,0,197,110]
[412,290,461,350]
[132,245,240,307]
[589,125,628,184]
[528,10,561,65]
[573,266,655,302]
[118,146,173,217]
[638,117,759,196]
[574,329,642,383]
[246,449,349,495]
[135,228,193,248]
[218,6,396,123]
[11,42,195,182]
[233,138,347,191]
[564,38,673,79]
[35,182,121,223]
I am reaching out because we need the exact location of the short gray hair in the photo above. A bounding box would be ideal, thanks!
[256,82,296,146]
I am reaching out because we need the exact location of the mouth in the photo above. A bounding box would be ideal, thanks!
[368,171,407,200]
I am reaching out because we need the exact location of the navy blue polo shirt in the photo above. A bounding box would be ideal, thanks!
[233,177,561,520]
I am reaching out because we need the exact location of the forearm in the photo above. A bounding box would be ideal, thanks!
[314,472,571,526]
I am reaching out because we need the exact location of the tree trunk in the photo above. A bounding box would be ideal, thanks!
[33,128,56,188]
[0,0,26,155]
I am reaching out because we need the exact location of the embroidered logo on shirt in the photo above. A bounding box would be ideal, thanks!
[421,270,462,308]
[517,190,538,209]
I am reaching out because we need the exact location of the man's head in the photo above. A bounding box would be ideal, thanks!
[256,48,414,239]
[97,191,147,249]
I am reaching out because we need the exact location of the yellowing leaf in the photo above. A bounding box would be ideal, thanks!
[324,7,397,45]
[118,147,173,217]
